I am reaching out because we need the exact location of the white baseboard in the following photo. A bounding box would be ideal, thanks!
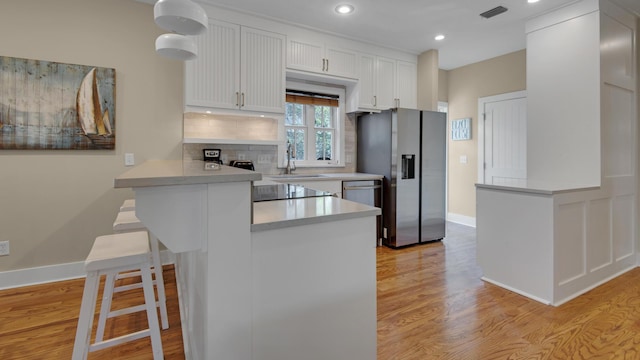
[447,213,476,227]
[0,250,175,291]
[481,276,552,305]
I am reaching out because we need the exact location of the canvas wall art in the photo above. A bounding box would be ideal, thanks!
[0,56,116,150]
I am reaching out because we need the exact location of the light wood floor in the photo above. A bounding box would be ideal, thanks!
[2,223,640,359]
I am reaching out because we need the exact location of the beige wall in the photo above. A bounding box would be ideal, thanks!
[0,0,183,272]
[417,50,439,110]
[447,50,526,218]
[438,69,449,103]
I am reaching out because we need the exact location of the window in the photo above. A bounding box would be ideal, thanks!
[283,83,344,167]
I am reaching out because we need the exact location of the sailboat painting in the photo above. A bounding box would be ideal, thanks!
[0,56,115,150]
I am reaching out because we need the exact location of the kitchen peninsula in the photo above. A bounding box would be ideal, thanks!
[114,160,380,360]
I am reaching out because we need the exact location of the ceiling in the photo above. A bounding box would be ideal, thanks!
[196,0,640,70]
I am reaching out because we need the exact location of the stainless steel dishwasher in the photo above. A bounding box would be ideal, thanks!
[343,180,382,245]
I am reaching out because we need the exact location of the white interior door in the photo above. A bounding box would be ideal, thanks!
[478,91,527,185]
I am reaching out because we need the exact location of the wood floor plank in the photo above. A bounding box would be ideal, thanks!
[2,222,640,359]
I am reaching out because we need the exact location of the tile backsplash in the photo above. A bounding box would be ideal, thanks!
[184,143,281,174]
[182,112,357,175]
[183,112,279,141]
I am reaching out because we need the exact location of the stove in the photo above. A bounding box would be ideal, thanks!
[253,184,333,202]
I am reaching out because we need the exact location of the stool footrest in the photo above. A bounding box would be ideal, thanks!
[90,329,150,352]
[108,303,147,318]
[114,278,158,293]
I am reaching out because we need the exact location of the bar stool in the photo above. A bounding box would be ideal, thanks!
[120,199,136,212]
[105,210,169,331]
[72,231,163,360]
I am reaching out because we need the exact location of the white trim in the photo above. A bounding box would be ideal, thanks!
[446,212,476,227]
[0,250,175,290]
[281,80,347,169]
[553,265,638,306]
[481,276,552,305]
[477,90,527,183]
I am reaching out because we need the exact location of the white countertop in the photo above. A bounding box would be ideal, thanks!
[475,179,599,195]
[115,160,380,232]
[252,196,381,232]
[114,160,261,188]
[264,172,384,182]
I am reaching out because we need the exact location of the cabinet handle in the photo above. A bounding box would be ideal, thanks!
[235,92,239,107]
[322,58,326,72]
[373,95,377,107]
[241,93,245,107]
[325,59,329,72]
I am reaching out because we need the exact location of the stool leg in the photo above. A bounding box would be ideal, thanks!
[141,264,164,360]
[95,272,117,342]
[149,233,169,330]
[72,271,100,360]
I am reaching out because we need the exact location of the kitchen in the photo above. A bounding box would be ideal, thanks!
[0,0,639,359]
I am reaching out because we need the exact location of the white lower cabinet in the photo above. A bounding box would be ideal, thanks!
[185,19,285,114]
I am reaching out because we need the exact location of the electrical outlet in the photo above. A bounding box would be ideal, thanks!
[238,153,247,160]
[124,153,135,166]
[257,154,270,164]
[0,241,9,256]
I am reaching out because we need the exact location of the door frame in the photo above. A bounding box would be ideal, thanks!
[477,90,527,183]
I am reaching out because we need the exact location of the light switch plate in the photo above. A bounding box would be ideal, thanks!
[124,153,135,166]
[459,155,468,164]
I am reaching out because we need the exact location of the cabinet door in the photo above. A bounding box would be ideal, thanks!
[396,61,417,109]
[241,27,286,113]
[358,54,377,109]
[185,19,240,110]
[325,46,358,79]
[287,39,324,73]
[376,57,396,110]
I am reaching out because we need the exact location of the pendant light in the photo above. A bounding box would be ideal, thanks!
[153,0,207,61]
[154,0,208,36]
[155,33,197,60]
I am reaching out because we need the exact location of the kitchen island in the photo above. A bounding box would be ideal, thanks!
[115,160,380,360]
[476,180,636,306]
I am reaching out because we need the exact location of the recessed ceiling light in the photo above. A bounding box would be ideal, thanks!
[528,0,540,3]
[435,34,445,41]
[335,4,354,15]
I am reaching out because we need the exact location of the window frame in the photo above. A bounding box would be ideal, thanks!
[280,81,345,168]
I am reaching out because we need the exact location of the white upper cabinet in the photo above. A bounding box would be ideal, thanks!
[396,60,417,109]
[358,55,416,111]
[375,57,396,110]
[185,19,286,114]
[241,27,286,113]
[287,38,358,79]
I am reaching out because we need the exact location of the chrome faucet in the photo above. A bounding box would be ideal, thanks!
[286,141,296,174]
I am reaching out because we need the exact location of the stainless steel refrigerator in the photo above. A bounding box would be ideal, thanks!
[357,108,446,247]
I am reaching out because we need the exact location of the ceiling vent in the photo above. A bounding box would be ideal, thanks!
[480,6,508,19]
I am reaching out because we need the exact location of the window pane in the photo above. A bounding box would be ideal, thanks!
[315,130,333,160]
[286,128,306,160]
[314,106,332,128]
[285,103,304,125]
[294,129,305,160]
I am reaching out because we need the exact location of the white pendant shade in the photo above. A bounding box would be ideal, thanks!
[155,34,197,60]
[154,0,208,36]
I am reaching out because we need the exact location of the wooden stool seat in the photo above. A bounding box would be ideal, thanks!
[72,231,163,360]
[119,199,136,212]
